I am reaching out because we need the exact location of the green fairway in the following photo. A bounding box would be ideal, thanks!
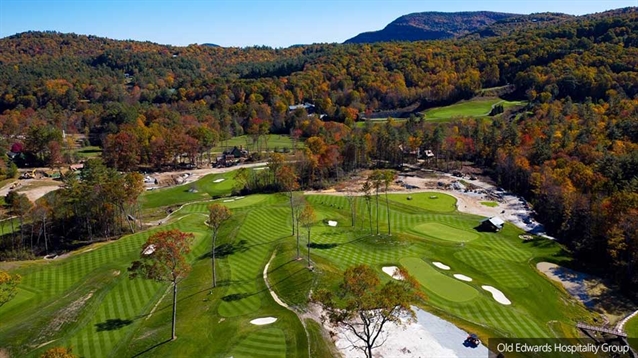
[422,98,525,122]
[141,172,237,210]
[413,222,478,242]
[0,168,600,357]
[400,257,479,302]
[480,201,499,207]
[212,134,304,154]
[387,192,457,213]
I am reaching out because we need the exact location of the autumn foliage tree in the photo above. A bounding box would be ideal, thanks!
[129,229,194,341]
[40,346,77,358]
[0,270,21,307]
[314,265,422,358]
[207,203,232,288]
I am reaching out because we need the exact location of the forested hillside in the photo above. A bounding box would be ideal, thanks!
[0,8,637,291]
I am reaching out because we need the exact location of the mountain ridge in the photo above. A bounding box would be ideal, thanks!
[345,11,520,43]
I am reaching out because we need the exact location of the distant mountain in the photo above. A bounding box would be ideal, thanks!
[200,43,220,47]
[465,13,574,39]
[345,11,520,44]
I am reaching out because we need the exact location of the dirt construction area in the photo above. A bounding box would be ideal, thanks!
[0,179,63,202]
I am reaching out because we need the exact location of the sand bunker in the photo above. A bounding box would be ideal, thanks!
[250,317,277,325]
[382,266,404,281]
[454,274,473,282]
[327,220,337,227]
[432,262,451,270]
[223,199,234,202]
[213,178,225,183]
[482,286,511,305]
[536,262,594,306]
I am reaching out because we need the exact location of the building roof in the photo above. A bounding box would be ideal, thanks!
[483,216,505,227]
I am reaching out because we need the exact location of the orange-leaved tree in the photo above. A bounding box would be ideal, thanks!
[129,229,194,341]
[314,264,422,358]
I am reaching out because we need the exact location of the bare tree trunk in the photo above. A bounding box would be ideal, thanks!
[289,192,295,236]
[385,189,391,235]
[307,228,311,268]
[171,281,177,340]
[212,232,217,288]
[375,189,380,235]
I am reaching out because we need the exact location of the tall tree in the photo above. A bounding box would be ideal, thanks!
[277,165,299,236]
[344,188,357,227]
[314,265,421,358]
[207,203,232,288]
[368,170,384,235]
[299,204,316,268]
[382,170,396,235]
[0,270,21,307]
[129,229,194,341]
[361,180,373,234]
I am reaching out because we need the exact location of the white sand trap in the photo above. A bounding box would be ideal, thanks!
[382,266,405,281]
[223,199,235,202]
[250,317,277,325]
[142,244,156,255]
[213,178,225,183]
[334,306,488,358]
[328,220,338,227]
[454,274,473,282]
[432,262,451,270]
[482,286,511,305]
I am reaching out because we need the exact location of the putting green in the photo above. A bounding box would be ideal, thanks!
[388,192,457,213]
[413,222,478,242]
[480,201,499,207]
[400,257,478,302]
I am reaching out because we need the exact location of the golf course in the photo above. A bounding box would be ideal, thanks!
[0,168,613,357]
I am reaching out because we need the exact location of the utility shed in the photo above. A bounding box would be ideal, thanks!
[480,216,505,232]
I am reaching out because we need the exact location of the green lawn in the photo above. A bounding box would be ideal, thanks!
[412,222,478,242]
[480,201,499,207]
[0,170,601,357]
[387,192,457,213]
[140,172,237,210]
[422,98,525,122]
[400,257,479,302]
[212,135,304,154]
[75,146,102,158]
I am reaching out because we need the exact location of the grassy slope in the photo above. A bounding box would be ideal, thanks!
[422,98,525,122]
[212,134,304,154]
[140,172,237,210]
[305,192,593,341]
[1,173,601,357]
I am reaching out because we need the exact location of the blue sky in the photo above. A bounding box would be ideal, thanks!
[1,0,637,47]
